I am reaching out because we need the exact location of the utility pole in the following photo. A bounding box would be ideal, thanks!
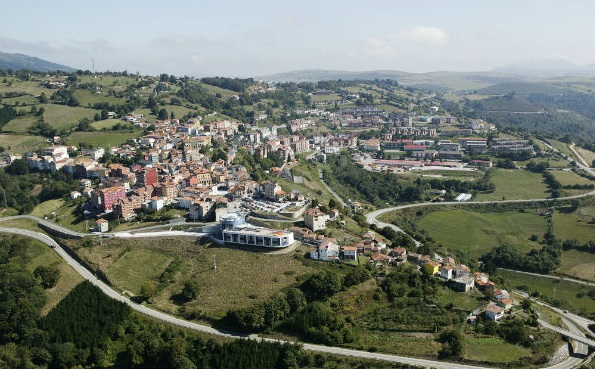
[213,254,217,271]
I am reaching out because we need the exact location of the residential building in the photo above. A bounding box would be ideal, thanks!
[98,186,127,212]
[423,261,441,275]
[440,264,454,280]
[303,207,327,231]
[450,276,475,292]
[485,305,505,321]
[310,239,340,261]
[96,218,109,232]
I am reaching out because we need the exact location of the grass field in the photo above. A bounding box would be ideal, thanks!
[575,146,595,167]
[0,80,47,96]
[21,237,84,315]
[552,209,595,243]
[496,269,595,316]
[1,116,38,133]
[73,90,126,107]
[545,139,575,159]
[2,95,39,106]
[41,104,98,131]
[463,337,531,363]
[90,118,131,130]
[474,169,550,201]
[65,130,140,148]
[557,249,595,282]
[31,199,65,218]
[0,133,46,154]
[75,238,315,319]
[417,209,548,260]
[550,169,595,187]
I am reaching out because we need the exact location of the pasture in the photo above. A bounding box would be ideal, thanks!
[65,130,140,148]
[417,209,547,260]
[474,169,549,201]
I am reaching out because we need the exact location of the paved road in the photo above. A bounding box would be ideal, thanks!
[318,168,347,208]
[365,189,595,248]
[2,226,593,368]
[533,300,595,340]
[499,268,595,287]
[539,320,595,349]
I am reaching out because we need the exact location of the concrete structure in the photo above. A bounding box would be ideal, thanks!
[303,207,327,231]
[220,212,295,248]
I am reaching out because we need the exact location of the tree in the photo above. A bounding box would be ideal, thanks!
[34,265,60,289]
[157,108,168,120]
[5,158,29,175]
[328,198,338,210]
[182,280,200,301]
[438,330,463,358]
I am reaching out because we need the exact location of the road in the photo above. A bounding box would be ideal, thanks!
[2,226,593,368]
[499,268,595,288]
[365,189,595,248]
[318,168,347,208]
[539,319,595,349]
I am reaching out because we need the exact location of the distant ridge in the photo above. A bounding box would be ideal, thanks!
[0,51,76,72]
[256,68,527,91]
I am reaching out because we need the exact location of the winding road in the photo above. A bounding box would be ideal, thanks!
[1,217,593,368]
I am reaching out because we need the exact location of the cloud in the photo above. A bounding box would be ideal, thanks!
[363,37,395,56]
[152,35,210,49]
[392,26,449,45]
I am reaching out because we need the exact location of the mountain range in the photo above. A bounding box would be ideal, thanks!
[0,51,75,72]
[1,51,593,92]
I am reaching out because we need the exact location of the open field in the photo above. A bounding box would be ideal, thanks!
[1,115,38,133]
[20,236,84,315]
[31,199,65,218]
[463,337,532,363]
[0,133,47,153]
[41,104,98,131]
[557,249,595,282]
[552,209,595,244]
[545,139,575,159]
[550,169,595,187]
[496,269,595,316]
[2,94,39,106]
[474,169,549,201]
[65,130,140,148]
[75,238,316,319]
[417,209,547,260]
[91,119,133,130]
[73,90,126,107]
[0,80,47,96]
[575,146,595,166]
[160,104,199,120]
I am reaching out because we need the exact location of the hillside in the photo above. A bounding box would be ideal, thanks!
[257,69,527,91]
[477,82,567,95]
[0,51,75,72]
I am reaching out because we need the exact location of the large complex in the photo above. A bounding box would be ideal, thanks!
[220,213,295,248]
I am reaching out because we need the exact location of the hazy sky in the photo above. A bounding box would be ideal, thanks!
[1,0,594,77]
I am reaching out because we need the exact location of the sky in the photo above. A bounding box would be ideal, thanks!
[1,0,594,77]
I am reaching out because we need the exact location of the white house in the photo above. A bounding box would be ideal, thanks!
[485,305,505,321]
[310,239,339,261]
[494,289,510,300]
[149,196,165,211]
[96,218,109,233]
[440,264,454,280]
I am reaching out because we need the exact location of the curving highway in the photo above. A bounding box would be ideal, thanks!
[1,224,593,368]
